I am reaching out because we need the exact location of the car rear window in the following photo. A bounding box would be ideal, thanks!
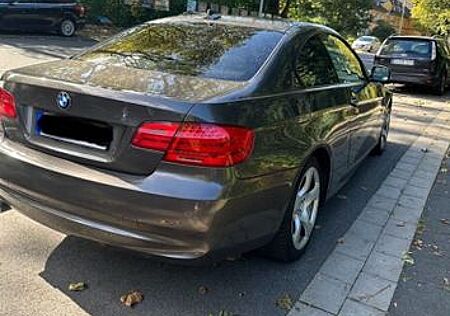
[380,39,432,58]
[359,36,374,42]
[76,22,283,81]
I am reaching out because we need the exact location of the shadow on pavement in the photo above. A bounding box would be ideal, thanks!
[0,31,97,59]
[39,141,412,316]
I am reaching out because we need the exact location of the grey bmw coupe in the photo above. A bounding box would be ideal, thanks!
[0,14,392,262]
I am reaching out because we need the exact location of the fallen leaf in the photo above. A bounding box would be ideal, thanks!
[396,221,406,227]
[337,238,345,244]
[393,302,398,308]
[238,292,246,297]
[68,282,87,292]
[440,219,450,225]
[440,167,448,173]
[444,278,450,292]
[276,293,294,311]
[402,276,413,282]
[401,252,415,266]
[416,220,426,235]
[413,239,424,250]
[198,286,208,295]
[120,290,144,307]
[421,147,429,153]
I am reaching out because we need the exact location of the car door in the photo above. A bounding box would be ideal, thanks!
[0,0,36,30]
[33,0,64,30]
[322,34,384,167]
[288,33,357,187]
[0,0,14,29]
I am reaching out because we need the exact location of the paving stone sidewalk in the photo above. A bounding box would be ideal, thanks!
[388,148,450,316]
[288,102,450,316]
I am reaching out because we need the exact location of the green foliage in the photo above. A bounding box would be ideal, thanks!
[80,0,186,27]
[412,0,450,36]
[371,20,396,40]
[287,0,373,37]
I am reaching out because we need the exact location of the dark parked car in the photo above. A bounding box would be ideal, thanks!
[375,35,450,95]
[0,0,85,37]
[0,15,393,262]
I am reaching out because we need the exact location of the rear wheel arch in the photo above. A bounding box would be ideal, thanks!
[310,147,331,202]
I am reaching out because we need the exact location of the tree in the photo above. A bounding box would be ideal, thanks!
[371,20,396,40]
[412,0,450,36]
[287,0,373,37]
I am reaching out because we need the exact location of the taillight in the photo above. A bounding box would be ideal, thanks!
[132,122,179,151]
[431,42,437,61]
[132,122,255,167]
[75,4,86,17]
[0,87,17,119]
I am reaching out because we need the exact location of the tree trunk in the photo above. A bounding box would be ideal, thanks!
[280,0,291,18]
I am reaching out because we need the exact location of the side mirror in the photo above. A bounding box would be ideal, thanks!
[370,65,391,83]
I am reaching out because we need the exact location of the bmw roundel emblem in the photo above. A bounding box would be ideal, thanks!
[56,91,71,110]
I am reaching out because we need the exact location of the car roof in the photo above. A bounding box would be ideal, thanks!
[150,13,338,35]
[388,35,435,41]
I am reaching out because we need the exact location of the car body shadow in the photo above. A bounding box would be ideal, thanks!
[39,140,412,316]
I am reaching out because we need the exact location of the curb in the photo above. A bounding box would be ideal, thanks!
[288,108,450,316]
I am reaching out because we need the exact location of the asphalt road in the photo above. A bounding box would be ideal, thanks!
[0,34,449,316]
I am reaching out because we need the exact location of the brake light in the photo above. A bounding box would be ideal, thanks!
[431,42,437,61]
[75,4,85,17]
[132,122,179,151]
[0,87,17,119]
[132,122,255,167]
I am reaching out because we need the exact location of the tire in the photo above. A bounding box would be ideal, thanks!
[433,73,447,96]
[0,200,10,212]
[372,107,391,155]
[264,157,323,262]
[59,19,76,37]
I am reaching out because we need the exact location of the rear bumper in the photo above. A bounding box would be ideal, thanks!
[0,139,293,261]
[390,72,437,86]
[75,19,86,30]
[374,61,438,86]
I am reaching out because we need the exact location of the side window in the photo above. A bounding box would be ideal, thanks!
[292,35,339,89]
[322,35,366,84]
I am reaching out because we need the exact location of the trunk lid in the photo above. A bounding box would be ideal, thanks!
[2,60,245,175]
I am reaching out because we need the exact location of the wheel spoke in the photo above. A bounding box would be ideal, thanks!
[292,213,301,243]
[292,166,321,250]
[302,184,320,205]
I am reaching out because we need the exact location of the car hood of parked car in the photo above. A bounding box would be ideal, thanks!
[2,59,247,103]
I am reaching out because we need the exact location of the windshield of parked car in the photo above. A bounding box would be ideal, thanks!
[76,22,283,81]
[358,36,375,42]
[380,39,432,58]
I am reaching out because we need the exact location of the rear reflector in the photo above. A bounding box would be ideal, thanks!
[132,122,255,167]
[75,4,86,17]
[0,87,17,119]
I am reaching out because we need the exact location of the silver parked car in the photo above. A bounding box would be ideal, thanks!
[352,36,381,53]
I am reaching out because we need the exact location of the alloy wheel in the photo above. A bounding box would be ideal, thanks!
[291,166,321,250]
[61,20,75,37]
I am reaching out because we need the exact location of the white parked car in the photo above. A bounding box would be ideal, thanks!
[352,36,381,53]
